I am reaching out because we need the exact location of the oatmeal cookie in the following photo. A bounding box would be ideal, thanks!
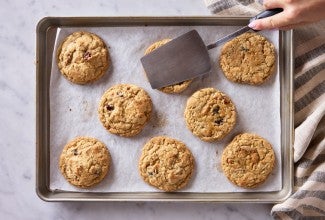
[57,31,110,84]
[221,133,275,188]
[138,136,195,192]
[98,84,152,137]
[184,88,236,142]
[59,136,111,188]
[220,32,275,85]
[144,39,192,93]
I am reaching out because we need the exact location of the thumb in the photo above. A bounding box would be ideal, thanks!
[249,12,290,30]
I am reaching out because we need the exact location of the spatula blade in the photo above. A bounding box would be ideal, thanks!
[141,30,211,89]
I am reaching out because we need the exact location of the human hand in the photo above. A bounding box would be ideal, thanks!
[249,0,325,30]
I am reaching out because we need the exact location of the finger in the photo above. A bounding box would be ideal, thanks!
[262,0,285,10]
[248,12,291,30]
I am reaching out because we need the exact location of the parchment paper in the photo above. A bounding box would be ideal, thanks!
[49,26,281,192]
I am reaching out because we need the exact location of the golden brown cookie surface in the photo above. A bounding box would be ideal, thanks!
[184,88,236,142]
[59,137,111,188]
[220,32,275,85]
[221,133,275,188]
[98,84,152,137]
[145,39,192,93]
[138,136,195,192]
[57,31,110,84]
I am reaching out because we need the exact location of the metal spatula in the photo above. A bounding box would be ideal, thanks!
[141,9,283,89]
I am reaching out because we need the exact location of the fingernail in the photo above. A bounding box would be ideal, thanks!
[248,20,256,29]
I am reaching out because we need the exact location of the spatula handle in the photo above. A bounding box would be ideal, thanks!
[206,9,283,50]
[249,8,283,24]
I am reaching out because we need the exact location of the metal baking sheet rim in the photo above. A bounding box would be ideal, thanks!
[36,16,294,202]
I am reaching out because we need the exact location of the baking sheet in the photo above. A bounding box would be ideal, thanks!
[49,26,281,192]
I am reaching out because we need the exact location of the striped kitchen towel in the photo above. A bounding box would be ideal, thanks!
[204,0,325,219]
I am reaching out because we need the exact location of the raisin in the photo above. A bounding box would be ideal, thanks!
[215,118,223,125]
[73,149,78,156]
[117,92,124,97]
[240,46,249,52]
[106,105,114,111]
[223,97,230,104]
[227,158,234,164]
[213,106,220,114]
[66,54,73,65]
[83,51,91,60]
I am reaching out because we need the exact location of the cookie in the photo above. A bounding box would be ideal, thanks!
[221,133,275,188]
[57,31,110,84]
[59,137,111,188]
[219,32,275,85]
[184,88,236,142]
[138,136,195,192]
[98,84,152,137]
[144,39,192,93]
